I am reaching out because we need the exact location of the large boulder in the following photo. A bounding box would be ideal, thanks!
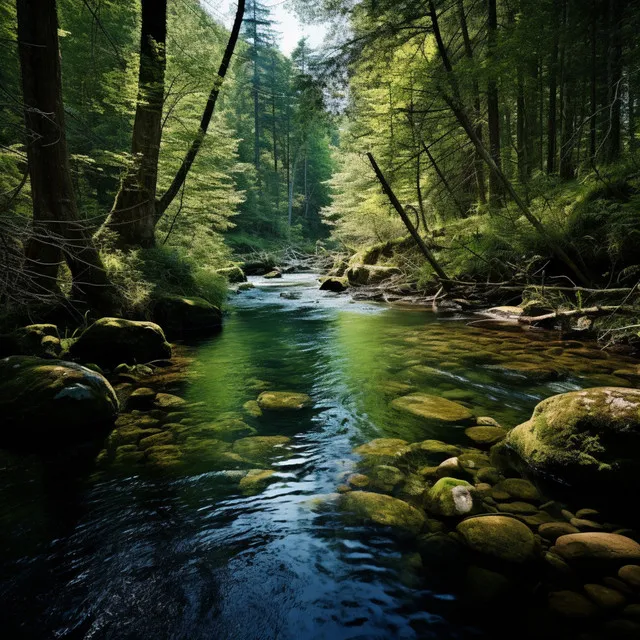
[552,533,640,571]
[492,387,640,493]
[216,265,246,283]
[319,276,348,292]
[346,264,401,286]
[69,317,171,367]
[391,393,475,426]
[456,515,537,564]
[339,491,425,536]
[152,295,222,336]
[0,356,119,441]
[0,324,61,359]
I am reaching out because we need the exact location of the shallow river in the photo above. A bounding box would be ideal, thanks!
[1,273,636,639]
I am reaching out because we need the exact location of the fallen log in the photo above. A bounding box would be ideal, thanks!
[519,306,640,325]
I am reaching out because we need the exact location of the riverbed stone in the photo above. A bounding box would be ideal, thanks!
[426,478,480,517]
[238,469,276,494]
[69,317,171,367]
[354,438,411,465]
[391,393,475,425]
[0,356,119,440]
[232,435,290,463]
[464,426,508,448]
[476,466,501,485]
[496,501,538,515]
[548,590,600,618]
[257,391,313,411]
[347,473,370,489]
[403,439,462,466]
[584,583,627,610]
[493,478,541,503]
[0,324,62,359]
[539,522,581,542]
[456,515,537,564]
[552,533,640,571]
[369,465,405,492]
[154,393,187,409]
[619,565,640,589]
[319,276,348,292]
[494,387,640,494]
[340,491,425,535]
[125,387,156,410]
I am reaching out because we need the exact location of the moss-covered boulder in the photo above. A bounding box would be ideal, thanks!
[69,317,171,367]
[493,387,640,492]
[263,270,282,279]
[340,491,425,536]
[257,391,313,411]
[403,439,462,466]
[239,469,276,494]
[464,426,508,448]
[354,438,412,466]
[346,264,401,286]
[0,324,61,359]
[319,276,349,292]
[369,465,406,492]
[456,515,537,564]
[216,265,246,283]
[152,295,222,336]
[0,356,119,440]
[391,393,475,426]
[426,477,481,517]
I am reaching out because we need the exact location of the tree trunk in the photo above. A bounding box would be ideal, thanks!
[367,153,449,282]
[547,0,560,173]
[606,0,622,163]
[105,0,167,249]
[457,0,486,204]
[252,1,260,174]
[590,3,598,161]
[427,0,592,287]
[486,0,503,203]
[17,0,114,310]
[156,0,245,218]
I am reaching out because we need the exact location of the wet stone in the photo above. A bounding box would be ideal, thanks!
[619,565,640,589]
[539,522,581,542]
[548,590,600,619]
[583,583,627,610]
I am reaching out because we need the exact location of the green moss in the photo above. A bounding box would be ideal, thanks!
[426,478,480,517]
[257,391,313,411]
[391,393,475,425]
[232,435,291,463]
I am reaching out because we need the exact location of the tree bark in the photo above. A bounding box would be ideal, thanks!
[486,0,503,203]
[547,0,560,173]
[367,153,449,282]
[106,0,167,248]
[606,0,622,163]
[156,0,245,218]
[17,0,114,310]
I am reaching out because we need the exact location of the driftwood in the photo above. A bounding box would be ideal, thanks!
[519,306,640,325]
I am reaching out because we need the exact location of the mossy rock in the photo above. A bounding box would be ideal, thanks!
[243,400,263,418]
[257,391,313,411]
[391,393,475,426]
[403,439,463,466]
[200,418,258,441]
[354,438,411,466]
[0,356,118,441]
[145,444,183,468]
[464,426,508,448]
[493,478,541,503]
[369,465,406,492]
[152,295,222,337]
[456,515,537,564]
[232,435,291,463]
[237,282,255,292]
[125,387,156,410]
[0,324,61,359]
[426,477,482,517]
[154,393,187,409]
[319,276,349,292]
[339,491,425,536]
[69,317,171,367]
[263,270,282,279]
[496,387,640,493]
[346,264,401,286]
[239,469,276,495]
[216,265,247,283]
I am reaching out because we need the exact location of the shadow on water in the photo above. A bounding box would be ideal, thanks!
[1,273,637,639]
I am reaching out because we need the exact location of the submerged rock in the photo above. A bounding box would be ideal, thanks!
[404,439,462,466]
[493,387,640,493]
[0,356,118,440]
[456,515,537,564]
[69,317,171,367]
[257,391,313,411]
[263,270,282,279]
[353,438,411,465]
[426,477,481,517]
[340,491,425,535]
[232,435,290,463]
[239,469,276,494]
[391,393,475,426]
[152,295,222,336]
[464,426,507,448]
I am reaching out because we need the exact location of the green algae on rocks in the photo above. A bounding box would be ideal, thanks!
[426,477,482,517]
[257,391,313,411]
[391,393,475,426]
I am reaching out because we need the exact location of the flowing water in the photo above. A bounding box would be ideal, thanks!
[1,273,637,639]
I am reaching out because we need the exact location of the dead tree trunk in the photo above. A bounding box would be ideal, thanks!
[105,0,167,249]
[367,153,449,282]
[17,0,114,310]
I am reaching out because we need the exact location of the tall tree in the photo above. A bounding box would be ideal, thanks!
[16,0,114,308]
[486,0,503,203]
[105,0,167,249]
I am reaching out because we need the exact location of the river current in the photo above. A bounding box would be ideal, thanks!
[1,273,635,639]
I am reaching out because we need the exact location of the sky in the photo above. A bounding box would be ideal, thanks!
[209,1,327,56]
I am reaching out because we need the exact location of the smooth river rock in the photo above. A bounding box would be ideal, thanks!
[391,393,475,425]
[552,533,640,570]
[340,491,425,535]
[257,391,313,411]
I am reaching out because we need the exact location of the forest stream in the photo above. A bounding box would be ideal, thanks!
[2,273,639,640]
